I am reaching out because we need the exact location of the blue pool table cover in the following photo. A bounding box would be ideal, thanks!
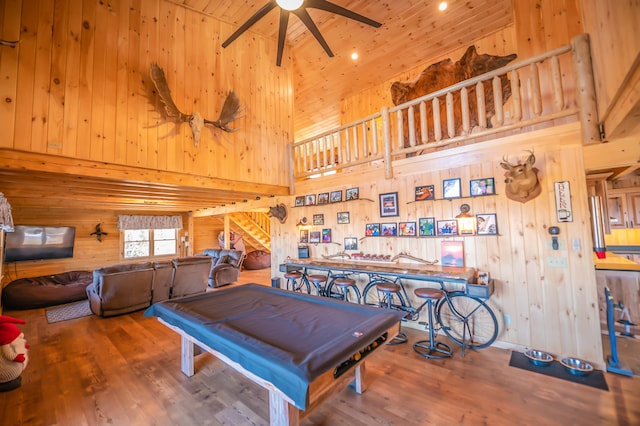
[144,283,404,409]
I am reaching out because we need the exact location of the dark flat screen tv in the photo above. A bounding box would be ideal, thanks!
[4,225,76,262]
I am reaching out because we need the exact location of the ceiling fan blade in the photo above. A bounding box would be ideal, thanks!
[276,10,290,66]
[222,2,277,48]
[305,0,382,28]
[292,8,334,58]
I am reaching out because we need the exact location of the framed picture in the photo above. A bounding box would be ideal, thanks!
[476,213,498,235]
[379,192,399,217]
[381,222,397,236]
[441,241,465,267]
[337,211,350,224]
[436,219,458,236]
[330,190,343,203]
[470,178,495,196]
[294,196,305,207]
[321,228,332,243]
[443,178,462,199]
[309,231,321,243]
[344,237,358,250]
[305,194,316,206]
[299,230,309,243]
[415,185,435,201]
[365,223,380,236]
[317,192,330,205]
[345,187,359,201]
[418,217,435,236]
[398,221,416,236]
[313,214,324,225]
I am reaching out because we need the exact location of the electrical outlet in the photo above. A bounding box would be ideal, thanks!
[504,314,511,326]
[547,256,568,268]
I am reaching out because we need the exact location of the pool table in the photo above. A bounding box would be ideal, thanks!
[144,283,404,426]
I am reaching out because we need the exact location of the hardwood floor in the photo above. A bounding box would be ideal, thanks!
[1,269,639,425]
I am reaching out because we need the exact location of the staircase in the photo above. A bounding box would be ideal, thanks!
[229,212,271,252]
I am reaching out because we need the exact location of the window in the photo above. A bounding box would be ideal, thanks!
[123,229,177,259]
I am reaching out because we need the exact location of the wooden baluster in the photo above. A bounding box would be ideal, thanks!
[352,125,359,161]
[371,118,378,155]
[510,69,522,121]
[492,76,504,126]
[345,127,351,163]
[336,131,342,166]
[408,105,416,147]
[361,122,368,158]
[396,109,404,149]
[476,81,486,129]
[461,87,470,135]
[315,139,321,171]
[433,97,442,141]
[550,55,564,112]
[530,63,542,116]
[328,133,335,166]
[382,106,392,179]
[446,92,455,138]
[420,101,428,144]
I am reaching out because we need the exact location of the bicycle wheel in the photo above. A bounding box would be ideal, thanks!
[288,278,310,294]
[362,279,391,307]
[436,293,498,349]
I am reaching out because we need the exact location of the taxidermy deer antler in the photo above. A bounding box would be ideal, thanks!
[149,63,241,147]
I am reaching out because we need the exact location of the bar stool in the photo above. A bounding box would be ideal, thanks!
[284,271,309,293]
[333,277,360,303]
[376,282,408,345]
[413,287,452,359]
[308,274,328,296]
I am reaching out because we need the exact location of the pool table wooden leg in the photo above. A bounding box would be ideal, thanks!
[353,363,367,394]
[181,336,195,377]
[269,391,300,426]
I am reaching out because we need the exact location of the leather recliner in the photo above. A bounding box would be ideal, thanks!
[170,256,212,298]
[202,249,245,288]
[86,262,154,317]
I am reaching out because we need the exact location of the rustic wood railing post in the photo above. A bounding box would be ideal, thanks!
[288,142,295,193]
[382,106,393,179]
[571,33,600,144]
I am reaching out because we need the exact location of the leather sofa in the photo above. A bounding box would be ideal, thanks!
[86,256,212,317]
[202,249,245,288]
[87,262,155,317]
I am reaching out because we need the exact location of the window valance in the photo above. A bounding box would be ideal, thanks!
[117,215,183,230]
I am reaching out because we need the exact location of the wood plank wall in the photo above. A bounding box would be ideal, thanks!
[269,2,605,363]
[0,0,292,187]
[3,207,188,282]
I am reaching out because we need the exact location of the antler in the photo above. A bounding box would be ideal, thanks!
[149,63,190,122]
[501,155,515,168]
[204,91,242,132]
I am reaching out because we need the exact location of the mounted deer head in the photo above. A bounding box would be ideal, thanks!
[500,150,541,203]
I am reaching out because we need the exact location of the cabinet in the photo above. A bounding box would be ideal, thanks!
[607,190,640,229]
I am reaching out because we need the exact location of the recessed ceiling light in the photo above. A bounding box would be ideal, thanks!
[439,2,448,11]
[351,52,359,60]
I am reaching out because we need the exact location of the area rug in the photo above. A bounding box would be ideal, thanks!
[509,351,608,391]
[45,300,93,324]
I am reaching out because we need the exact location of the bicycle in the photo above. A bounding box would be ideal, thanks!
[286,268,361,303]
[362,276,498,350]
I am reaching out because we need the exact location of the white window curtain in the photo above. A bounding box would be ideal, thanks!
[117,215,183,230]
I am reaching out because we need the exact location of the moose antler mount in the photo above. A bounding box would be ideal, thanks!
[149,63,242,147]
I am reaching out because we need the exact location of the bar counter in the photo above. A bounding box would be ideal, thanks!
[284,257,476,284]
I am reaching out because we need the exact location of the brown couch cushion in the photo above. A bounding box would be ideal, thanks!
[2,271,93,310]
[243,250,271,270]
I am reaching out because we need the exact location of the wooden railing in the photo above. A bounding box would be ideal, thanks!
[290,34,598,184]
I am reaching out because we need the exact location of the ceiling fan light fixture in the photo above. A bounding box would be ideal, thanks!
[276,0,304,11]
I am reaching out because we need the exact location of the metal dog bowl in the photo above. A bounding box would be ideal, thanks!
[524,349,554,367]
[561,357,594,376]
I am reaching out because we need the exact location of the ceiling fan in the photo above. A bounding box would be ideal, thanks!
[222,0,382,66]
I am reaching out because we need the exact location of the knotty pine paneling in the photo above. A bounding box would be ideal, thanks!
[2,0,291,188]
[1,208,189,285]
[273,122,602,363]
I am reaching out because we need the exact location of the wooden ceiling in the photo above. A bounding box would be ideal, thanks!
[176,0,514,138]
